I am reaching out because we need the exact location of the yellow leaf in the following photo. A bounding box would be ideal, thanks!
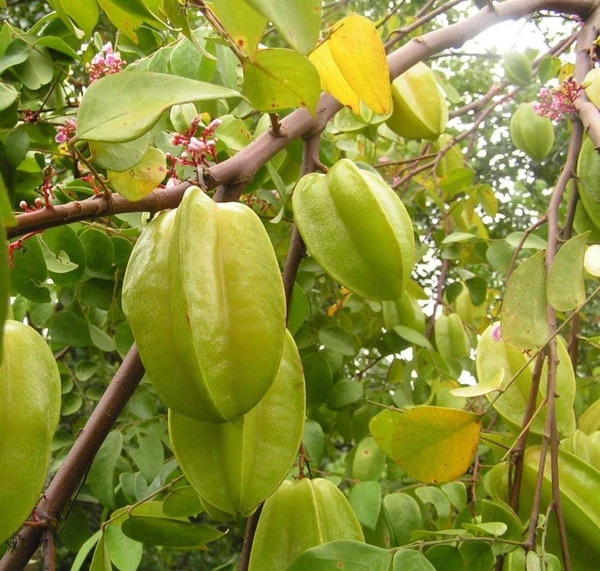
[309,41,360,113]
[309,15,391,115]
[369,406,481,483]
[329,15,391,115]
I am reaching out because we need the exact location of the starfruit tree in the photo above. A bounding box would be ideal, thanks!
[1,0,600,570]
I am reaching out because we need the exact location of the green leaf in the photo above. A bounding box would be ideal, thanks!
[393,549,436,571]
[209,0,266,58]
[89,323,116,352]
[169,28,217,82]
[441,481,467,512]
[327,378,364,409]
[51,310,93,347]
[460,542,495,571]
[349,482,381,531]
[244,48,321,114]
[57,0,100,37]
[424,545,464,571]
[538,55,561,84]
[162,486,203,518]
[414,486,451,523]
[319,325,358,356]
[302,350,333,408]
[245,0,321,55]
[121,516,224,547]
[76,71,241,142]
[71,530,104,571]
[128,433,164,482]
[383,493,422,546]
[505,232,547,250]
[109,146,167,201]
[13,44,54,90]
[0,82,18,112]
[288,283,310,335]
[104,525,143,571]
[39,236,79,274]
[439,167,474,199]
[286,540,393,571]
[393,325,432,349]
[462,521,508,537]
[547,232,588,311]
[0,39,30,75]
[0,174,15,227]
[501,250,549,349]
[80,229,115,274]
[90,137,150,172]
[369,406,481,484]
[303,419,325,465]
[442,232,477,245]
[87,431,123,508]
[89,534,111,571]
[11,236,50,303]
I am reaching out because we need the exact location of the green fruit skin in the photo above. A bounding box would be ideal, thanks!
[293,159,415,301]
[576,137,600,230]
[0,320,61,543]
[169,330,306,518]
[492,447,600,571]
[509,103,554,160]
[386,62,448,141]
[249,478,365,570]
[122,187,286,422]
[431,134,463,176]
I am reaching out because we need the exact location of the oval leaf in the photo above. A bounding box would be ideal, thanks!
[121,516,223,547]
[77,71,241,142]
[109,147,167,201]
[369,406,481,483]
[547,232,589,311]
[244,48,321,114]
[501,250,549,349]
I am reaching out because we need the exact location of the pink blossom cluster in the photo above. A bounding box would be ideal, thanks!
[165,117,222,186]
[87,42,126,82]
[533,77,583,121]
[55,118,77,143]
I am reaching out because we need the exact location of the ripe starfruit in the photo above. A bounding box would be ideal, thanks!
[122,187,286,422]
[292,159,415,301]
[386,62,448,141]
[248,478,364,570]
[509,102,555,160]
[169,330,306,519]
[0,320,61,544]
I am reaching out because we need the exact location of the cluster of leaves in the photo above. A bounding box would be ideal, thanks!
[1,0,599,570]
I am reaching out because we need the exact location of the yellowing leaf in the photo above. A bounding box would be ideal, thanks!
[244,48,321,114]
[501,250,549,349]
[209,0,267,58]
[309,41,359,112]
[369,406,481,484]
[109,147,167,201]
[328,15,391,115]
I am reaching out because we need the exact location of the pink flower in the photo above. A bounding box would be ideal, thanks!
[55,118,77,143]
[533,77,583,122]
[492,324,502,342]
[87,41,126,82]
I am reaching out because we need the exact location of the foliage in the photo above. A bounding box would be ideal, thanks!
[1,0,600,570]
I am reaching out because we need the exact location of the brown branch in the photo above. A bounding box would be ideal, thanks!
[525,118,582,571]
[574,4,600,147]
[43,528,56,571]
[426,258,450,339]
[8,0,596,241]
[509,352,545,512]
